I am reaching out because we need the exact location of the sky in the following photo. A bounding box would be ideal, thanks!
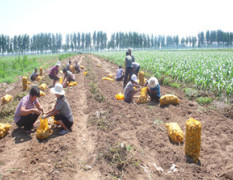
[0,0,233,39]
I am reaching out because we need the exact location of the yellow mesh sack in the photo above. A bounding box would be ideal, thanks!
[39,83,47,91]
[68,81,77,86]
[83,72,88,75]
[80,65,85,69]
[27,81,31,84]
[115,93,124,100]
[107,74,113,78]
[160,94,180,106]
[185,118,201,162]
[2,94,13,105]
[59,77,63,84]
[70,65,75,74]
[36,118,50,140]
[138,71,145,86]
[165,122,184,143]
[36,76,42,81]
[40,91,45,96]
[39,67,43,76]
[137,87,148,104]
[0,123,12,138]
[102,77,114,81]
[22,76,28,90]
[97,65,101,67]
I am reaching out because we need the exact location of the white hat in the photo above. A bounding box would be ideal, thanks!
[131,74,137,83]
[56,61,61,66]
[148,77,158,88]
[50,83,65,95]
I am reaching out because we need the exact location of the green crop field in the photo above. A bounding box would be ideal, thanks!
[95,50,233,98]
[0,53,76,84]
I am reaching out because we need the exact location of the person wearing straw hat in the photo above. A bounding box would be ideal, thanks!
[145,77,161,102]
[124,74,140,103]
[49,61,61,87]
[42,83,73,135]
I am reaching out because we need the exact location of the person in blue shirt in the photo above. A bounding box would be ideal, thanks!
[116,66,124,81]
[145,77,161,102]
[30,68,39,81]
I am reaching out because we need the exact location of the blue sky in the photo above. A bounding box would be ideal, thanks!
[0,0,233,38]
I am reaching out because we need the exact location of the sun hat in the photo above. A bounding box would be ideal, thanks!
[56,61,61,66]
[50,83,65,95]
[131,74,138,83]
[148,77,158,88]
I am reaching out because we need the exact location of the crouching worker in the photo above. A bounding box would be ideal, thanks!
[43,83,73,135]
[116,66,124,81]
[145,77,161,102]
[62,68,75,87]
[124,74,140,103]
[30,68,39,81]
[14,86,44,133]
[74,60,81,73]
[49,61,61,87]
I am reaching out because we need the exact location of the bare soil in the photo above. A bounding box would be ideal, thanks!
[0,54,233,180]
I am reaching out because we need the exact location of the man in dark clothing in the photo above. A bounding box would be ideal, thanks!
[123,51,134,88]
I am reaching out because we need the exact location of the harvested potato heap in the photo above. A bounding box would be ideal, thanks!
[39,83,47,91]
[22,76,28,90]
[1,94,13,105]
[165,122,184,143]
[36,118,51,140]
[83,71,88,75]
[40,91,45,96]
[0,123,12,138]
[160,94,180,106]
[59,77,63,84]
[115,93,124,100]
[80,65,85,69]
[97,65,101,67]
[107,74,114,78]
[185,118,201,162]
[39,67,43,76]
[138,71,145,86]
[137,87,148,104]
[36,76,42,81]
[102,77,114,81]
[68,81,77,86]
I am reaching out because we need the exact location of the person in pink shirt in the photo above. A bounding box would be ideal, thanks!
[49,61,61,87]
[14,86,44,133]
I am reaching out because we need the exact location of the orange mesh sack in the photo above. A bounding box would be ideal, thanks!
[0,123,12,138]
[137,87,148,104]
[2,94,13,105]
[185,118,201,162]
[36,118,50,140]
[68,81,77,86]
[165,122,184,143]
[115,93,124,100]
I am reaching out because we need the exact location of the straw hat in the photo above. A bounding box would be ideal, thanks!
[148,77,158,88]
[131,74,138,83]
[50,83,65,95]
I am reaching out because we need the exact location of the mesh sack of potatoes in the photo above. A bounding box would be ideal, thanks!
[137,87,148,104]
[138,71,145,86]
[0,123,12,138]
[39,83,47,91]
[185,118,201,162]
[22,76,28,90]
[36,118,51,140]
[1,94,13,105]
[159,94,180,106]
[165,122,184,143]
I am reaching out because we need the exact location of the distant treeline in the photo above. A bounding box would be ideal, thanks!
[0,30,233,54]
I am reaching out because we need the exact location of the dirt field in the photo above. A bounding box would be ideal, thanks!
[0,54,233,180]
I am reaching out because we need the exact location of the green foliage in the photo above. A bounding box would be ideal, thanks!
[95,50,233,97]
[196,97,213,105]
[163,78,172,85]
[183,88,199,100]
[170,82,180,89]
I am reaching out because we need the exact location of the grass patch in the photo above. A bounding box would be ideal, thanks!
[170,82,180,89]
[163,77,172,85]
[196,97,213,105]
[89,81,105,103]
[183,88,199,100]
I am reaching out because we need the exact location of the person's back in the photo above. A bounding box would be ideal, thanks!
[125,55,133,68]
[116,66,124,81]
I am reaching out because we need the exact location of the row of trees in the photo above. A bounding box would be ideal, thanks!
[0,30,233,54]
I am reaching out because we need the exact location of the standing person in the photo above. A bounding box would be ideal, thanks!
[145,77,161,102]
[74,60,80,73]
[62,68,75,87]
[132,62,140,76]
[14,86,44,133]
[128,48,135,62]
[116,65,124,81]
[49,61,61,87]
[123,51,133,88]
[42,83,73,135]
[30,68,39,81]
[124,74,140,103]
[66,60,72,71]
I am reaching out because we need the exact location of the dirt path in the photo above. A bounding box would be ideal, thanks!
[1,54,233,180]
